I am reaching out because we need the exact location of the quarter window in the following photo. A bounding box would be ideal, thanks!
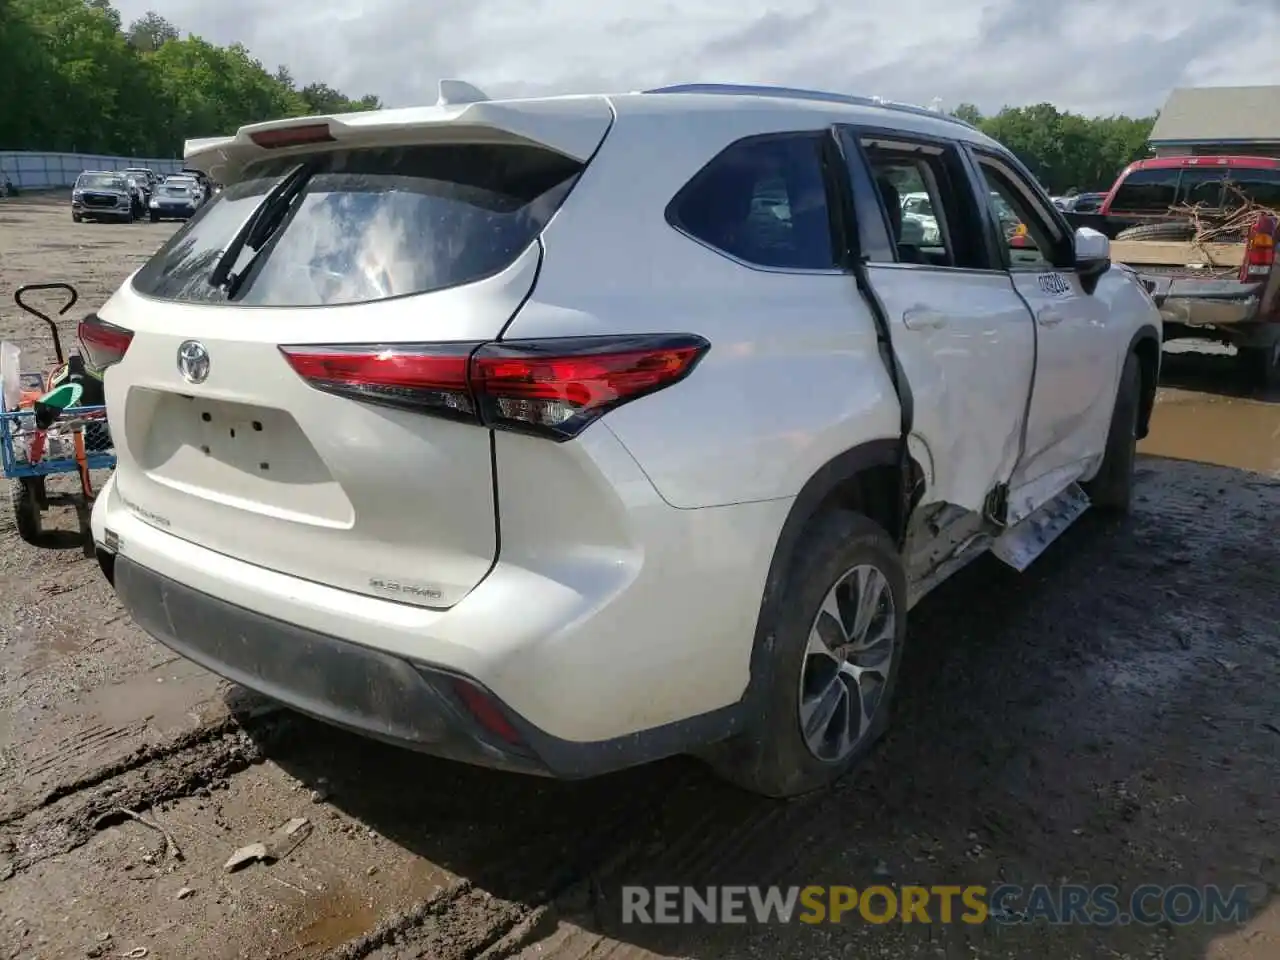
[667,134,837,271]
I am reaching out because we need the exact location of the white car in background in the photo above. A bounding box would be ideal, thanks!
[88,81,1161,798]
[899,190,941,245]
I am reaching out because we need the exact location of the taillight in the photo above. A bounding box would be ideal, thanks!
[1242,213,1277,281]
[78,314,134,370]
[279,334,710,441]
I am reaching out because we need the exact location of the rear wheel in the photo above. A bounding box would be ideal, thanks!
[10,477,45,545]
[1236,342,1280,390]
[1083,351,1141,513]
[706,511,907,798]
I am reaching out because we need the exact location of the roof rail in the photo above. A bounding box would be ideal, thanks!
[643,83,978,131]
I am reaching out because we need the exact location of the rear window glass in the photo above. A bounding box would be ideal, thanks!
[1223,167,1280,208]
[667,133,836,271]
[1110,167,1179,214]
[132,143,582,306]
[1175,168,1226,207]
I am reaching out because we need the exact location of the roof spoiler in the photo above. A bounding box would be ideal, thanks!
[183,85,611,183]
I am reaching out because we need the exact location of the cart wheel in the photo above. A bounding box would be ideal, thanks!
[75,498,96,557]
[10,477,45,544]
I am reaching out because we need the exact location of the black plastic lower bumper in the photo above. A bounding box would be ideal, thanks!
[113,555,550,775]
[110,555,745,779]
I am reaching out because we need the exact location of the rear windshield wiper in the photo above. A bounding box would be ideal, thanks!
[208,162,314,295]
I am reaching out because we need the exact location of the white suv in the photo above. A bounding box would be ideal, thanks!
[87,82,1161,797]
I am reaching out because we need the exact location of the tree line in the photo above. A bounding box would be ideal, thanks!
[1,0,381,158]
[1,0,1159,187]
[951,102,1156,195]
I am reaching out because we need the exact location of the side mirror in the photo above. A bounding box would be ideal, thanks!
[1074,226,1110,279]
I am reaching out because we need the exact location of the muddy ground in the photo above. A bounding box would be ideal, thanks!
[0,193,1276,960]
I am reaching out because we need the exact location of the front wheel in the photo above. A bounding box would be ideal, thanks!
[706,511,908,798]
[1083,351,1141,513]
[149,210,160,223]
[72,212,82,223]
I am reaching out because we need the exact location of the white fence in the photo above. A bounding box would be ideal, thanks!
[0,151,184,190]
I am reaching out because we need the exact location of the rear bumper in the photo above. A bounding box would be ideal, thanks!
[109,553,552,775]
[152,204,196,217]
[1141,274,1269,329]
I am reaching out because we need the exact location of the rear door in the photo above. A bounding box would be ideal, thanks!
[965,148,1113,512]
[836,128,1037,516]
[100,107,611,608]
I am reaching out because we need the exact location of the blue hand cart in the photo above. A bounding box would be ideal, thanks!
[1,283,116,555]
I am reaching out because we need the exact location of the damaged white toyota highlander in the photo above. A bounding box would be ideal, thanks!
[87,82,1162,798]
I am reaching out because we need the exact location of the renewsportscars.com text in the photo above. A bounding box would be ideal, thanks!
[620,884,1252,926]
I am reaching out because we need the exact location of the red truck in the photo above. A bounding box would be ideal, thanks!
[1071,155,1280,387]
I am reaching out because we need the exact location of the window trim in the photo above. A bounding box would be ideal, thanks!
[663,130,848,276]
[836,123,1003,275]
[963,145,1074,273]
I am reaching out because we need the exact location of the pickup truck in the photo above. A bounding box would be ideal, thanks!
[1067,155,1280,387]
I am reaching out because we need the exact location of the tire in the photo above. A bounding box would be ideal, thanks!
[1235,342,1280,390]
[123,209,135,224]
[72,212,82,223]
[149,211,160,223]
[705,511,908,798]
[10,477,44,545]
[1083,351,1141,513]
[1115,220,1196,242]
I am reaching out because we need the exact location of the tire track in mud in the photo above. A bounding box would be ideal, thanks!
[2,708,289,874]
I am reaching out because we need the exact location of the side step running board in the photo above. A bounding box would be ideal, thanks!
[990,483,1091,572]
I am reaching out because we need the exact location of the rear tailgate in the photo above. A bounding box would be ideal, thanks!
[96,99,613,609]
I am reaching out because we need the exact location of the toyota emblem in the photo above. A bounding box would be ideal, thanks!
[177,340,210,384]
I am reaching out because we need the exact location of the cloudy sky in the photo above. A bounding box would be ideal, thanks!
[112,0,1280,117]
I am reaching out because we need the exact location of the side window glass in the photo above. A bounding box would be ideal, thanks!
[974,159,1059,270]
[859,147,956,267]
[668,134,837,270]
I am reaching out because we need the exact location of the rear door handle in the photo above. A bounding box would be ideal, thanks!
[903,308,947,330]
[1037,307,1064,327]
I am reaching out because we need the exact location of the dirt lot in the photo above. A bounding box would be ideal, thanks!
[0,192,1277,960]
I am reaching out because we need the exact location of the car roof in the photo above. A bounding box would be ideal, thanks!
[1123,155,1280,173]
[186,80,1003,175]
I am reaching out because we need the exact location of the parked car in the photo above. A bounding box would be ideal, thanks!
[148,175,204,221]
[71,171,136,223]
[1081,155,1280,386]
[1065,192,1107,214]
[88,82,1161,797]
[180,167,215,199]
[899,190,941,244]
[123,167,161,196]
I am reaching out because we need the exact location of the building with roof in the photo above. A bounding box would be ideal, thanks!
[1148,85,1280,158]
